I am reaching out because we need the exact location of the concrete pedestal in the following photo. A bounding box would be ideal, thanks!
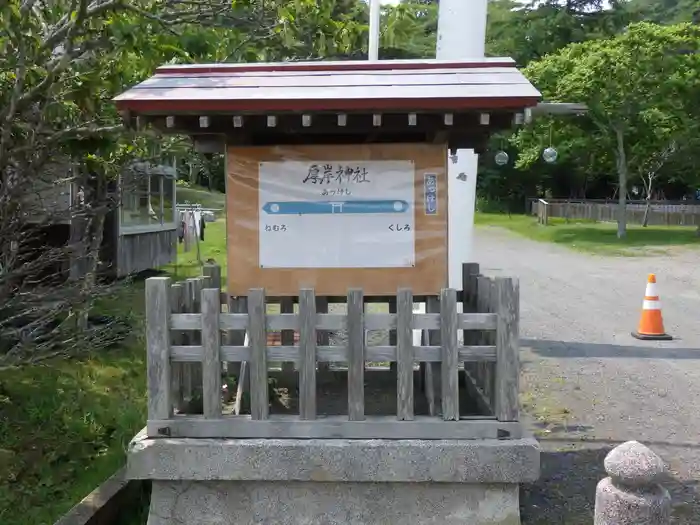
[127,430,540,525]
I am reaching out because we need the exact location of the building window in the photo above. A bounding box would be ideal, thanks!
[120,166,176,229]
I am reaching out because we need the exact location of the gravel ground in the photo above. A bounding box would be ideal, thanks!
[474,226,700,524]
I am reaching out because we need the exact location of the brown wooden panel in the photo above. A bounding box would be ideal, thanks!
[226,144,447,296]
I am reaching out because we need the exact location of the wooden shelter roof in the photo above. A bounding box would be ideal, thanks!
[113,58,541,151]
[114,58,540,114]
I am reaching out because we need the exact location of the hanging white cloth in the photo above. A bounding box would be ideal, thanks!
[193,210,202,237]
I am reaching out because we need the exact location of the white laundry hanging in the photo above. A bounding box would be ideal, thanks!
[192,210,202,237]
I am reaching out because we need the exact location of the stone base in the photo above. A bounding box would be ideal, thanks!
[148,480,521,525]
[128,429,540,525]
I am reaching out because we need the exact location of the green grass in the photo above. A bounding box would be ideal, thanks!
[166,218,228,282]
[0,214,231,524]
[0,284,148,525]
[475,212,700,256]
[176,185,225,209]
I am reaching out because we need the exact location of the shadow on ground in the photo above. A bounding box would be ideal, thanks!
[522,338,700,360]
[520,443,700,525]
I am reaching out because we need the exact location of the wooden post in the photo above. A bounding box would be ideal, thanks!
[170,282,185,413]
[248,288,269,420]
[424,296,441,417]
[180,279,195,405]
[485,278,497,402]
[146,277,172,421]
[461,263,480,344]
[495,277,520,422]
[316,297,330,374]
[440,288,459,421]
[202,263,222,290]
[388,297,397,374]
[475,276,490,394]
[461,263,480,380]
[188,278,204,402]
[396,288,414,421]
[280,297,295,374]
[228,296,249,416]
[347,289,365,421]
[201,288,222,418]
[298,289,317,420]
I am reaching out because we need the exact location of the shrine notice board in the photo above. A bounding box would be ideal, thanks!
[226,143,447,296]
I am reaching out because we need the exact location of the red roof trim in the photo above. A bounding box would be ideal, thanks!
[116,96,540,114]
[155,58,517,75]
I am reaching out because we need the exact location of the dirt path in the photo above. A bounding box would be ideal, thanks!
[474,226,700,524]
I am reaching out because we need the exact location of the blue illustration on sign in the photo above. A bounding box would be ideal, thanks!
[261,199,410,215]
[424,173,438,215]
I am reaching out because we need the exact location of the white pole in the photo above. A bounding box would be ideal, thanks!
[368,0,381,61]
[436,0,489,294]
[436,0,488,59]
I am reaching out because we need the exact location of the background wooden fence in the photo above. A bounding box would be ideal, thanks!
[529,198,700,226]
[145,263,520,440]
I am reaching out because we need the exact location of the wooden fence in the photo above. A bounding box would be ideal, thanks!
[530,198,700,226]
[145,263,520,440]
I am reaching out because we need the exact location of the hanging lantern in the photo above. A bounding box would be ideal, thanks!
[494,150,509,166]
[542,147,558,164]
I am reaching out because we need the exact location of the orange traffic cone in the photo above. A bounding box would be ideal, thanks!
[632,274,672,341]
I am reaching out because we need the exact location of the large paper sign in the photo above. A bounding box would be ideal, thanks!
[259,160,415,268]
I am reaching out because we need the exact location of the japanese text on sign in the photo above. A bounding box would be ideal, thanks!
[424,173,438,215]
[302,164,371,185]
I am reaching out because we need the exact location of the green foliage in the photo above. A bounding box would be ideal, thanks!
[487,0,631,65]
[0,286,147,525]
[515,22,700,196]
[475,1,700,213]
[383,1,437,58]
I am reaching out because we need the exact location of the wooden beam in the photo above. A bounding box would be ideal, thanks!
[248,288,269,419]
[170,344,497,363]
[347,289,365,421]
[396,289,414,421]
[147,416,524,440]
[171,311,498,331]
[298,289,317,420]
[145,277,172,420]
[201,288,222,418]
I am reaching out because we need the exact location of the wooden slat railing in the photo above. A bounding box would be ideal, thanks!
[145,265,520,441]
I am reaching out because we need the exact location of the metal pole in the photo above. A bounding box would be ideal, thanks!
[368,0,381,61]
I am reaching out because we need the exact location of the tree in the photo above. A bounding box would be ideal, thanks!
[0,0,370,367]
[383,1,437,58]
[514,22,700,237]
[487,0,630,66]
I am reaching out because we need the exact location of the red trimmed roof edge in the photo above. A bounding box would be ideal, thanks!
[116,96,541,114]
